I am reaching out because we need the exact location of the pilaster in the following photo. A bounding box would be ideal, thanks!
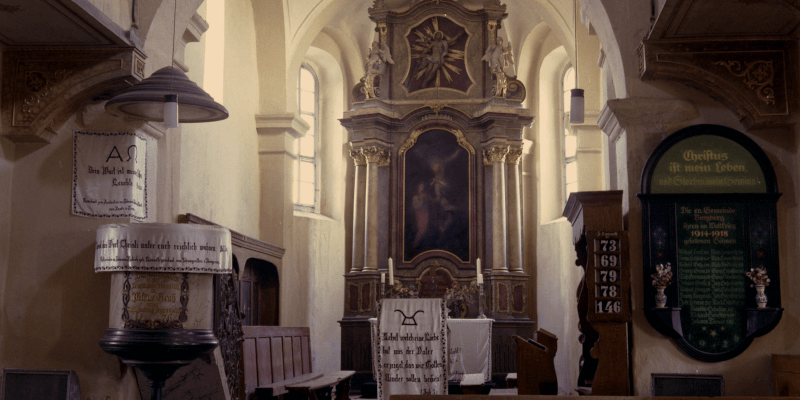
[505,146,523,272]
[484,143,509,272]
[350,149,368,273]
[362,145,391,272]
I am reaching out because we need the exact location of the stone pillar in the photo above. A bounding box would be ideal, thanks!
[484,145,509,272]
[350,149,367,273]
[362,146,390,272]
[506,147,523,272]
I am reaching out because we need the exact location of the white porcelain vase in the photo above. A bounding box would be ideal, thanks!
[755,284,768,308]
[655,286,667,308]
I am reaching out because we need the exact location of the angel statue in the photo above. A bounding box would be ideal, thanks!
[365,41,394,75]
[362,41,394,98]
[482,36,514,97]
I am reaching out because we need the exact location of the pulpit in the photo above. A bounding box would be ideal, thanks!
[339,0,534,388]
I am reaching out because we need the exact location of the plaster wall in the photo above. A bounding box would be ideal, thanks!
[0,109,164,399]
[621,85,800,395]
[178,0,260,238]
[536,218,581,395]
[294,216,345,373]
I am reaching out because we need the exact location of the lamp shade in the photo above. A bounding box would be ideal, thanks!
[570,88,585,124]
[105,66,228,123]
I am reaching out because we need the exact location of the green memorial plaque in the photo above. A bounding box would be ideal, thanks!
[639,124,783,362]
[650,135,766,194]
[676,203,746,353]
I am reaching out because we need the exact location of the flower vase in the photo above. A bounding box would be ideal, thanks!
[755,284,768,308]
[655,286,667,308]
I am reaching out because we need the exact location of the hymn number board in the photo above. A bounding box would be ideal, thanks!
[587,231,630,323]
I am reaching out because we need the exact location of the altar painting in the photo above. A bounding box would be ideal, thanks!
[403,129,470,262]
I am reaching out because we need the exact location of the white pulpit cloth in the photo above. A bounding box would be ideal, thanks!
[376,299,448,400]
[371,317,492,383]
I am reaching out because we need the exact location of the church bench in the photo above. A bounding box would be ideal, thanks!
[242,326,354,400]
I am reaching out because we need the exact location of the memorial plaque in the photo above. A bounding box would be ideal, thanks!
[676,203,746,353]
[639,124,783,362]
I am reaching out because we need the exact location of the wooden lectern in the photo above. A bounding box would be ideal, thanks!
[515,329,558,395]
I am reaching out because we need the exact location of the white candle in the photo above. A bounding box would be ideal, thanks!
[388,257,394,286]
[381,272,385,284]
[477,258,483,284]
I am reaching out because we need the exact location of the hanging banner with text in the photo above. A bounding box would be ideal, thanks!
[377,298,448,400]
[94,223,232,274]
[72,131,147,220]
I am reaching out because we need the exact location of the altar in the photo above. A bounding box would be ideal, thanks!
[338,0,534,387]
[371,318,493,383]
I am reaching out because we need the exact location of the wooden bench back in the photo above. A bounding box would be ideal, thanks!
[242,326,312,394]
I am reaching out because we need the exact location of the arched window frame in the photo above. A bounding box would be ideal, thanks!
[294,64,320,213]
[561,65,578,203]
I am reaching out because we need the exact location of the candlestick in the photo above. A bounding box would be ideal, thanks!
[388,257,394,286]
[381,272,385,284]
[477,282,486,319]
[477,273,483,284]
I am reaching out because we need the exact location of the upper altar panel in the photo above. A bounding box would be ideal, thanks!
[358,0,516,110]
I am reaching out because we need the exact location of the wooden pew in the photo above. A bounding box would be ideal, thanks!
[242,326,355,400]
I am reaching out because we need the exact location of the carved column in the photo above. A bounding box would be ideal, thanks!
[506,147,523,272]
[485,145,509,272]
[350,149,368,272]
[362,146,390,272]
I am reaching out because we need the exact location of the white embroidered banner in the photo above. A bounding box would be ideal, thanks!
[370,317,493,382]
[377,298,448,400]
[72,131,147,220]
[94,223,232,274]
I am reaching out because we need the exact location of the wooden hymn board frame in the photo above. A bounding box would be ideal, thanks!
[639,124,783,362]
[587,231,631,323]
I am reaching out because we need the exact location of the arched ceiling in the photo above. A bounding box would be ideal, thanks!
[287,0,578,77]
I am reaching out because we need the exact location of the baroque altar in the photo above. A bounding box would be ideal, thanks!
[339,0,533,386]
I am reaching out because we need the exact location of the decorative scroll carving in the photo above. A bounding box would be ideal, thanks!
[399,127,475,157]
[2,47,146,143]
[714,60,775,105]
[505,147,523,165]
[216,273,244,400]
[483,145,508,165]
[638,39,790,129]
[350,149,367,166]
[424,101,447,116]
[362,146,391,167]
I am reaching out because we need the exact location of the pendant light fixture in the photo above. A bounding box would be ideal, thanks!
[105,0,228,127]
[570,0,585,124]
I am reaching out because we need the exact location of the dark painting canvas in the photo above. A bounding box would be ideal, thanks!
[403,129,470,262]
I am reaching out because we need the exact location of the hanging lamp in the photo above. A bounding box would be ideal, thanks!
[105,66,228,125]
[570,0,585,124]
[105,0,228,127]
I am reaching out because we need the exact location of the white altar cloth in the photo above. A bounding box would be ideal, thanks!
[371,317,492,382]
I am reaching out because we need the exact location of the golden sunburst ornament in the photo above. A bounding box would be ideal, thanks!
[406,17,468,91]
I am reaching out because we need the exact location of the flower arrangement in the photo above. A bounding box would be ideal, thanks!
[745,267,770,287]
[387,281,419,299]
[651,262,673,287]
[443,281,478,317]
